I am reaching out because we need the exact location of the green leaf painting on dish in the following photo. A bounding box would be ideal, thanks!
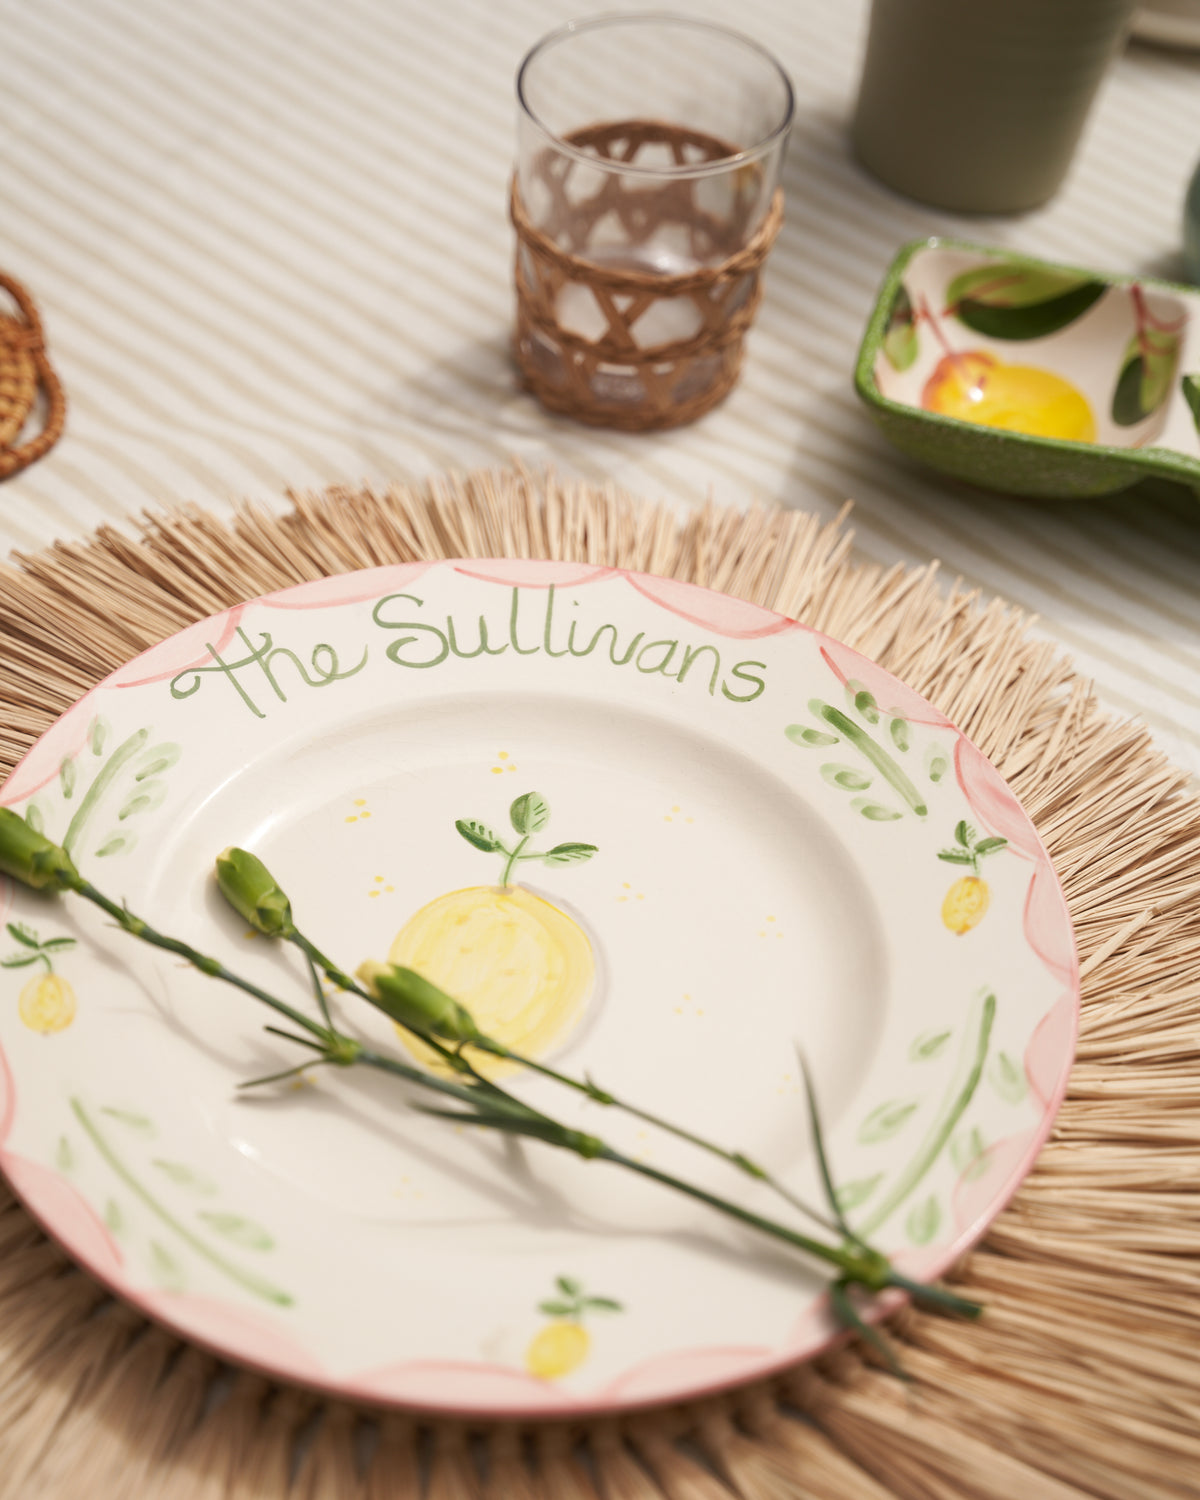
[821,763,872,793]
[882,283,919,372]
[906,1194,942,1246]
[989,1050,1027,1105]
[858,1099,919,1144]
[510,792,550,836]
[951,1126,989,1182]
[1183,374,1200,432]
[198,1211,276,1252]
[910,1029,952,1063]
[834,1173,882,1213]
[149,1240,187,1292]
[153,1159,219,1196]
[455,820,502,853]
[946,264,1107,340]
[1111,329,1181,427]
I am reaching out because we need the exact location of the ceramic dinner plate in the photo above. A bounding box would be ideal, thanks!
[0,561,1077,1416]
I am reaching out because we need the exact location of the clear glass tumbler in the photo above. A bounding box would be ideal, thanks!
[512,14,794,430]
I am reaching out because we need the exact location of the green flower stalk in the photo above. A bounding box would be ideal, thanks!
[214,847,839,1233]
[357,961,487,1047]
[0,807,81,891]
[0,823,982,1355]
[215,847,296,938]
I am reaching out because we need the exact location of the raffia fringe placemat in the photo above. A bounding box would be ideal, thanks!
[0,467,1198,1500]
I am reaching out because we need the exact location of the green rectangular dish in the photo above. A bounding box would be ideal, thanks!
[854,237,1200,499]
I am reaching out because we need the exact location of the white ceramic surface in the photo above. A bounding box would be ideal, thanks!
[0,562,1078,1416]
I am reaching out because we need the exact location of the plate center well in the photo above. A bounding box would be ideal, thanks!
[142,693,889,1232]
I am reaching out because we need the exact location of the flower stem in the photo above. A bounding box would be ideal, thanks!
[291,925,837,1234]
[70,878,329,1043]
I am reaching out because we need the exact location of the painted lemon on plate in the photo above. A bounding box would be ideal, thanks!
[2,923,79,1034]
[937,822,1008,936]
[525,1276,623,1381]
[389,791,597,1076]
[923,351,1096,444]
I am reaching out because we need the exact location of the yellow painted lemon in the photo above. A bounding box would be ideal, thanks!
[922,351,1096,443]
[525,1321,590,1380]
[942,876,991,935]
[19,973,77,1033]
[388,885,593,1076]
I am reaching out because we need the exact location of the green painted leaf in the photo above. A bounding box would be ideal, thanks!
[198,1212,275,1251]
[24,802,44,835]
[849,686,880,725]
[149,1240,186,1291]
[851,798,902,823]
[542,843,597,866]
[785,725,839,748]
[1112,329,1180,426]
[882,283,919,372]
[455,820,501,853]
[153,1159,218,1196]
[556,1275,582,1296]
[955,821,973,847]
[858,1099,919,1144]
[951,1127,991,1182]
[910,1029,952,1062]
[6,922,39,948]
[834,1173,882,1212]
[0,952,41,969]
[40,937,76,952]
[101,1107,157,1138]
[96,834,134,858]
[989,1051,1027,1105]
[584,1297,623,1313]
[118,779,167,821]
[889,718,910,752]
[974,837,1008,857]
[926,745,950,783]
[104,1199,124,1234]
[510,792,550,836]
[906,1194,942,1246]
[821,763,872,793]
[60,757,77,798]
[1183,373,1200,430]
[538,1300,575,1318]
[89,716,109,755]
[134,743,181,781]
[947,265,1106,339]
[56,1136,74,1172]
[1141,329,1180,413]
[937,849,976,866]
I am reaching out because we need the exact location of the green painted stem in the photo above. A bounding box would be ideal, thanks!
[818,705,928,816]
[500,836,529,888]
[63,729,149,858]
[857,989,996,1238]
[71,1098,292,1306]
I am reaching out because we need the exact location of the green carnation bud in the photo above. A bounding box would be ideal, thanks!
[356,961,486,1046]
[214,847,295,937]
[0,808,80,892]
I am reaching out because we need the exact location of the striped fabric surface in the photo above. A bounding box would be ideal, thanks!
[2,0,1199,776]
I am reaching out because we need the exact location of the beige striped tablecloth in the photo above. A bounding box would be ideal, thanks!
[2,0,1199,778]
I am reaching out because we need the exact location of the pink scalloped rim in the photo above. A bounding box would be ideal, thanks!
[0,559,1079,1419]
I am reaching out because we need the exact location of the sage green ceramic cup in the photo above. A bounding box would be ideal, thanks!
[852,0,1137,214]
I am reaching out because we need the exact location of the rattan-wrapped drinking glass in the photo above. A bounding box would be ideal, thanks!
[512,15,794,431]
